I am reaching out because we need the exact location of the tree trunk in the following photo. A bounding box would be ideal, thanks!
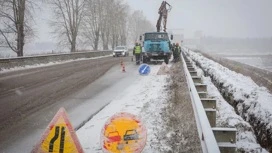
[111,36,115,50]
[103,41,108,50]
[104,31,110,50]
[121,34,126,46]
[17,0,26,57]
[71,42,76,52]
[115,34,119,47]
[94,30,100,50]
[101,32,108,50]
[71,35,77,52]
[17,27,24,56]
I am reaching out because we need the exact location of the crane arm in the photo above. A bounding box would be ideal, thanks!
[156,1,172,32]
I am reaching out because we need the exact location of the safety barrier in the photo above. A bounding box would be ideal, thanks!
[181,48,237,153]
[0,51,112,70]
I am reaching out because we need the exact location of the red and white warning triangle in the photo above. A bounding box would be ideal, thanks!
[32,108,83,153]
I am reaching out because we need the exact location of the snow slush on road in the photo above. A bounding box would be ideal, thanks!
[76,62,201,152]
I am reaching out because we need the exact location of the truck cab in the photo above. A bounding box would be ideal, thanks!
[140,32,173,64]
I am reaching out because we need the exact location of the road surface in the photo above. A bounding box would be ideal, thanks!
[0,56,202,152]
[0,56,139,152]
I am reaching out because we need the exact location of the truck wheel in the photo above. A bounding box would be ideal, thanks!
[164,56,169,64]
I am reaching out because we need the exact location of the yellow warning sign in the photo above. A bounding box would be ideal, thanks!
[32,108,83,153]
[101,112,147,153]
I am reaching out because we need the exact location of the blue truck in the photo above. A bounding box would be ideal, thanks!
[140,32,173,64]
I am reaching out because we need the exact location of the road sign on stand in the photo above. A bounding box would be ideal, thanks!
[101,112,147,153]
[32,108,83,153]
[138,64,151,75]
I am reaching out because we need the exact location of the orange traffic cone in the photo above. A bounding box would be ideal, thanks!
[122,63,126,72]
[120,60,123,66]
[120,59,125,72]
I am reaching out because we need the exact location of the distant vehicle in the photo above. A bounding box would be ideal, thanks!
[113,46,129,57]
[123,129,139,144]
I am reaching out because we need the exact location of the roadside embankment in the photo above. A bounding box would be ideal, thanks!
[158,62,202,153]
[187,50,272,152]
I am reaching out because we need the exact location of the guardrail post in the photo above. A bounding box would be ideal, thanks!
[182,48,237,153]
[198,92,207,98]
[205,108,216,127]
[195,84,207,92]
[192,76,202,84]
[181,52,221,153]
[201,99,216,109]
[188,67,195,71]
[189,71,198,77]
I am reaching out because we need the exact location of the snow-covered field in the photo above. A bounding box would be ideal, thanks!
[226,56,272,72]
[185,49,272,152]
[76,65,170,152]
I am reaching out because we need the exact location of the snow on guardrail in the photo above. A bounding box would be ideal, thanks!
[181,52,220,153]
[185,48,272,152]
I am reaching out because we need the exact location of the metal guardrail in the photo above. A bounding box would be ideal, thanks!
[181,48,221,153]
[0,50,112,70]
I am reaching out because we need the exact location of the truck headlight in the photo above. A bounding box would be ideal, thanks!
[113,52,116,55]
[122,52,125,55]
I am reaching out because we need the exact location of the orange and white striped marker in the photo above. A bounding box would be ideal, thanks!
[120,59,126,72]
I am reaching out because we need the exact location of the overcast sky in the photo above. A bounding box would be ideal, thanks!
[126,0,272,38]
[35,0,272,43]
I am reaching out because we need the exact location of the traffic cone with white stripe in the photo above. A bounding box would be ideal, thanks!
[122,64,126,72]
[120,59,126,72]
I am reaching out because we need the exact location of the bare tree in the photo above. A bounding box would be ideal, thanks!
[82,0,102,50]
[128,10,154,44]
[81,0,153,50]
[99,0,113,50]
[108,0,129,49]
[82,0,129,50]
[0,0,34,56]
[50,0,86,52]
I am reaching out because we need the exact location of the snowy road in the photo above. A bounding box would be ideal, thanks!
[0,56,202,153]
[76,63,201,153]
[0,57,136,152]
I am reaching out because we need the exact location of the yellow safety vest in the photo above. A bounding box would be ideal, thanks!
[135,46,141,54]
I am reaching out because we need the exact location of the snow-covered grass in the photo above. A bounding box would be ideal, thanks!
[226,56,272,72]
[76,65,170,152]
[0,55,111,73]
[185,49,272,151]
[202,76,268,152]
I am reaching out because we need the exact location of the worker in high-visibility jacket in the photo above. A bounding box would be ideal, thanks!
[173,43,181,62]
[133,43,142,65]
